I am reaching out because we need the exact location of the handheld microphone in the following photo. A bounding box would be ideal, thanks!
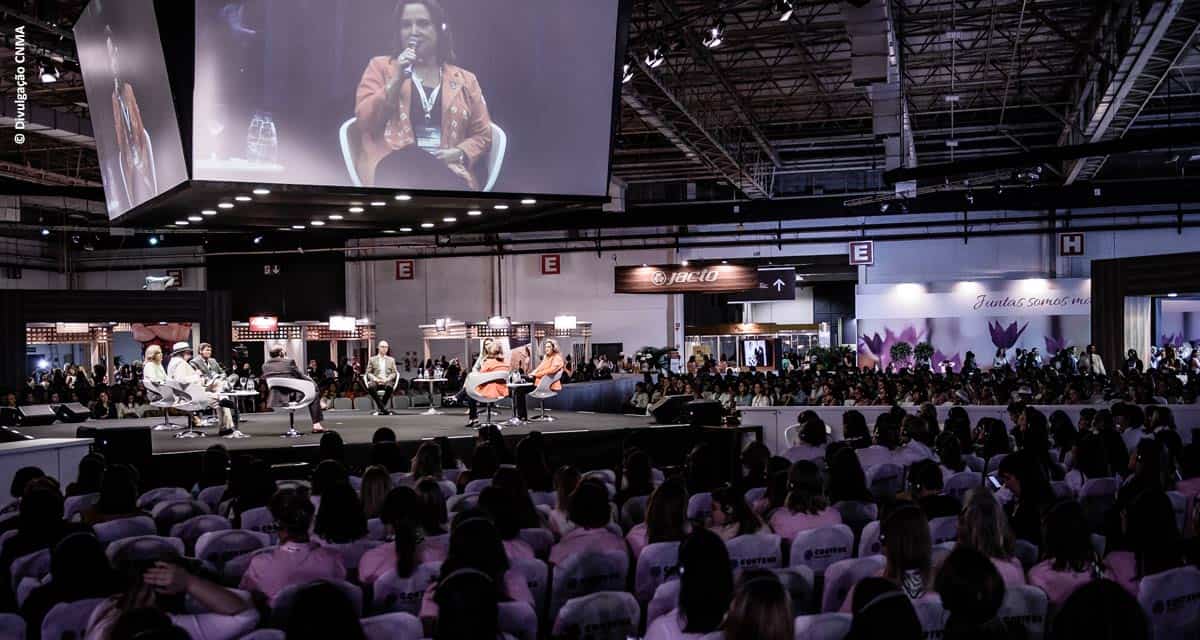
[403,36,418,77]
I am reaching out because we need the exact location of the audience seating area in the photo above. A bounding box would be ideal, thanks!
[0,401,1198,639]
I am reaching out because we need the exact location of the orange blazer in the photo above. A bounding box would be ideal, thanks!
[477,358,510,399]
[533,354,564,392]
[111,82,153,203]
[354,57,493,189]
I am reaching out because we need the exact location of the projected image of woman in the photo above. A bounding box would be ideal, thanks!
[106,24,157,210]
[355,0,493,190]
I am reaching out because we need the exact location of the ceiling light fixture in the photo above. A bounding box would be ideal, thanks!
[443,216,457,223]
[370,201,386,207]
[291,224,306,230]
[201,209,217,216]
[252,236,262,245]
[383,229,397,234]
[328,214,344,220]
[494,204,509,210]
[520,198,537,205]
[235,195,252,202]
[421,222,435,228]
[467,209,483,216]
[644,47,665,69]
[400,227,413,232]
[40,228,50,236]
[148,236,159,246]
[187,215,203,222]
[702,20,724,48]
[40,65,59,83]
[395,194,412,201]
[348,207,364,213]
[175,220,189,226]
[310,220,325,226]
[1168,293,1179,298]
[252,188,270,195]
[218,202,234,209]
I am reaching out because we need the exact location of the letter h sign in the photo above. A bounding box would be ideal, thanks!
[1058,233,1084,257]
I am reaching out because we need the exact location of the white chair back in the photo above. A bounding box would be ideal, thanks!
[530,371,563,398]
[0,613,24,639]
[106,535,185,568]
[1013,539,1039,571]
[986,454,1008,474]
[858,520,882,558]
[63,492,100,522]
[463,370,508,405]
[197,485,228,513]
[510,556,549,619]
[998,584,1049,640]
[551,591,639,640]
[271,579,362,625]
[634,541,681,601]
[266,377,318,408]
[549,550,629,621]
[913,595,947,639]
[1138,565,1200,640]
[774,567,816,616]
[928,515,958,545]
[239,505,276,536]
[726,533,783,571]
[372,563,442,615]
[1167,490,1188,533]
[94,515,156,546]
[687,492,713,522]
[1079,477,1119,530]
[366,517,386,541]
[464,478,492,494]
[794,612,852,640]
[790,524,855,576]
[169,514,231,553]
[41,597,105,640]
[143,379,176,406]
[821,555,885,612]
[529,490,557,508]
[1050,481,1074,499]
[10,548,50,592]
[498,601,538,640]
[153,499,211,534]
[620,495,649,530]
[195,529,270,569]
[646,579,679,628]
[517,528,554,559]
[964,454,985,472]
[361,612,423,640]
[137,486,190,510]
[584,469,617,484]
[222,546,277,585]
[832,501,878,535]
[865,463,905,500]
[943,472,982,500]
[745,486,767,507]
[482,122,508,192]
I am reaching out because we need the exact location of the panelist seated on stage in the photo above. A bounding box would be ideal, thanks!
[365,340,399,416]
[193,342,225,379]
[263,346,325,433]
[167,342,236,435]
[142,344,167,384]
[474,343,510,400]
[532,339,565,392]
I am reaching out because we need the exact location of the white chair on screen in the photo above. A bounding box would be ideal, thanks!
[1138,565,1200,640]
[360,612,422,640]
[549,550,629,622]
[94,515,156,547]
[726,533,783,571]
[266,377,318,438]
[998,584,1049,640]
[64,492,100,522]
[928,515,958,545]
[635,541,680,602]
[528,371,562,422]
[551,591,639,640]
[794,612,852,640]
[821,555,886,613]
[790,524,854,577]
[41,597,106,640]
[338,118,507,192]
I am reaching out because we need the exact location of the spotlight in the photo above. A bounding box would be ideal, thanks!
[218,202,234,209]
[467,210,483,216]
[421,222,435,228]
[443,216,457,223]
[201,209,217,216]
[494,204,509,210]
[148,236,159,246]
[175,220,190,226]
[400,227,413,232]
[348,207,364,213]
[187,215,202,222]
[252,188,271,195]
[291,224,306,230]
[370,201,386,207]
[310,220,325,226]
[252,236,262,245]
[39,65,58,83]
[644,47,665,69]
[721,260,728,264]
[702,21,724,49]
[1168,293,1179,298]
[776,0,794,22]
[235,195,252,202]
[622,63,634,84]
[395,194,412,201]
[328,214,344,220]
[520,198,537,205]
[40,228,50,236]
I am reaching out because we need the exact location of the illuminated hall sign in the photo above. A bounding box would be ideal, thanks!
[614,264,758,294]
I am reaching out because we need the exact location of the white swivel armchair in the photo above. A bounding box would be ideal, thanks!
[463,370,509,429]
[143,379,184,431]
[339,117,507,191]
[163,381,213,439]
[266,378,317,438]
[528,371,562,422]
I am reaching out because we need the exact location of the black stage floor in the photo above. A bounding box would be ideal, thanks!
[34,408,663,455]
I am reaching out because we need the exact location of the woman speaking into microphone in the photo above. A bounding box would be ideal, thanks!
[354,0,493,190]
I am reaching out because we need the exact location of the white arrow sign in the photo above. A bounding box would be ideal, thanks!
[772,278,786,292]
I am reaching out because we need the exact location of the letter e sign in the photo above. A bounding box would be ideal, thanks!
[848,241,874,265]
[395,260,415,280]
[541,254,561,275]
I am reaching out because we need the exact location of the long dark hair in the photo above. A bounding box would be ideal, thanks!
[826,447,872,504]
[645,480,688,544]
[712,484,762,537]
[393,0,456,64]
[784,461,827,515]
[678,529,733,633]
[1125,490,1182,579]
[382,486,422,578]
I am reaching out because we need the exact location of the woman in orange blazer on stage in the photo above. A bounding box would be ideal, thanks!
[354,0,493,190]
[533,340,565,392]
[476,342,510,401]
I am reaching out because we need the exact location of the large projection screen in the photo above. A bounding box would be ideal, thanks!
[75,0,189,219]
[193,0,622,198]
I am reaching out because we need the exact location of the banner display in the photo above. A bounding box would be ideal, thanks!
[614,264,758,294]
[855,279,1091,371]
[1158,299,1200,347]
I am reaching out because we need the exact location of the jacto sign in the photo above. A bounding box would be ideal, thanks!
[614,264,758,294]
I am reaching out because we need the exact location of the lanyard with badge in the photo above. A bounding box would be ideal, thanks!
[412,69,442,152]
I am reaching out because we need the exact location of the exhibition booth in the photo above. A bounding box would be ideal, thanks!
[685,322,824,370]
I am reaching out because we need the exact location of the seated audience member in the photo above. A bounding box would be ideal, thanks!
[645,529,733,640]
[414,478,450,538]
[723,569,794,640]
[432,566,501,640]
[90,391,117,419]
[741,441,771,488]
[515,433,554,493]
[997,450,1055,546]
[935,431,968,478]
[784,416,829,463]
[21,532,121,638]
[1051,579,1149,640]
[434,436,465,472]
[478,487,536,561]
[826,446,875,504]
[240,489,346,605]
[979,418,1013,461]
[898,414,936,465]
[627,479,689,559]
[686,443,721,495]
[841,505,936,612]
[845,577,923,640]
[359,465,392,520]
[548,480,626,566]
[195,445,230,494]
[546,465,582,538]
[318,431,346,465]
[283,581,366,640]
[359,486,447,585]
[935,546,1022,640]
[709,483,766,542]
[1104,490,1184,597]
[2,466,46,520]
[411,441,446,481]
[86,559,252,639]
[489,466,544,531]
[1027,500,1104,607]
[455,443,499,493]
[1065,432,1112,494]
[419,510,533,631]
[225,457,276,526]
[957,489,1025,586]
[0,478,90,609]
[907,460,960,519]
[755,469,788,517]
[313,482,369,547]
[614,448,655,507]
[65,452,106,497]
[857,414,904,469]
[842,409,871,448]
[768,461,842,542]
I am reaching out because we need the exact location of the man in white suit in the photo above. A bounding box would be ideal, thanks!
[365,340,399,415]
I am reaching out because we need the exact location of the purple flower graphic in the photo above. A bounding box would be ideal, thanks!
[858,333,884,359]
[988,321,1028,350]
[1160,333,1184,348]
[1044,336,1071,355]
[859,325,925,369]
[933,350,962,373]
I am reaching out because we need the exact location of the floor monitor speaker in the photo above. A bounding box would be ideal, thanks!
[55,403,91,423]
[16,405,57,426]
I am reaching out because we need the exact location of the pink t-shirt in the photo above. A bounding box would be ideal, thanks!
[503,538,536,562]
[768,506,843,542]
[357,539,448,586]
[419,568,533,620]
[549,527,628,566]
[1027,559,1095,606]
[644,609,712,640]
[240,541,346,604]
[1105,551,1139,597]
[991,556,1027,587]
[1176,477,1200,499]
[626,523,649,559]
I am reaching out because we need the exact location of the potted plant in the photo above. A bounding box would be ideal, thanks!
[913,342,934,370]
[889,341,913,371]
